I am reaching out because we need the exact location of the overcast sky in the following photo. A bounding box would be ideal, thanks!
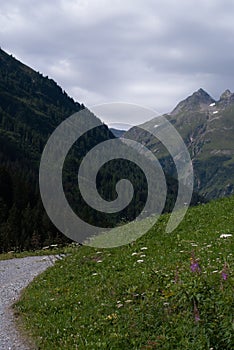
[1,0,234,125]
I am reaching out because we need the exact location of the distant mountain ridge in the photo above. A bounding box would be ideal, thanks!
[110,128,126,137]
[125,88,234,199]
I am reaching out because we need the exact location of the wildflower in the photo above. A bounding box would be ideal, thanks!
[193,299,200,322]
[117,303,123,308]
[190,260,200,272]
[92,273,98,276]
[106,313,118,320]
[221,262,228,281]
[140,254,146,258]
[97,260,102,263]
[190,251,201,273]
[140,247,148,250]
[220,234,232,238]
[131,252,138,256]
[221,271,228,280]
[137,259,144,263]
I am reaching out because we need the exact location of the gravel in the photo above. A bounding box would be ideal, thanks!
[0,255,60,350]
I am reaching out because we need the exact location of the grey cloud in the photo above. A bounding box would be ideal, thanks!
[1,0,234,123]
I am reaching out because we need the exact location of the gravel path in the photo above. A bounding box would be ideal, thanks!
[0,255,60,350]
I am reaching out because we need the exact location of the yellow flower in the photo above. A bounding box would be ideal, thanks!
[106,313,118,320]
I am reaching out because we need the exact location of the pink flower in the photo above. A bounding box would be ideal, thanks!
[190,261,201,273]
[221,262,228,281]
[221,271,228,280]
[190,251,201,273]
[193,299,200,322]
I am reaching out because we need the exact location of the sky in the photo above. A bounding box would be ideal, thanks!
[1,0,234,126]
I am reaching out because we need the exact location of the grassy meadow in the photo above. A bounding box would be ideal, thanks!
[15,196,234,349]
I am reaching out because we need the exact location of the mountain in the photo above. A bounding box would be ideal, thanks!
[1,49,196,252]
[125,88,234,199]
[108,122,132,130]
[0,48,118,252]
[110,128,126,137]
[170,88,215,115]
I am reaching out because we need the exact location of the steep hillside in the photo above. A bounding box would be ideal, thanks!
[0,48,115,251]
[16,195,234,349]
[125,88,234,199]
[0,49,192,252]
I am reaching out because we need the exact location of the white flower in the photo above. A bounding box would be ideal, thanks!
[140,247,148,250]
[137,259,144,263]
[212,270,218,273]
[92,273,98,276]
[97,260,102,263]
[220,234,232,238]
[131,252,138,256]
[140,254,146,258]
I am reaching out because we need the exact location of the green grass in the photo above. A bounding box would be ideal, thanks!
[15,196,234,349]
[0,245,77,261]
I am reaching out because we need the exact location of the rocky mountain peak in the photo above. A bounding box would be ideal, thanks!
[194,88,211,97]
[218,89,234,107]
[220,89,233,100]
[170,88,215,115]
[189,88,214,103]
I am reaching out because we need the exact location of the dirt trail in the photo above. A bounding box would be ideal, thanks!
[0,255,58,350]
